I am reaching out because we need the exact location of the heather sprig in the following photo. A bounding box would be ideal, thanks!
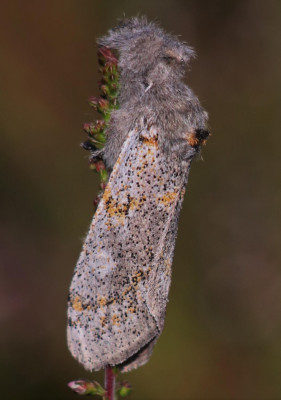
[82,46,119,195]
[68,46,131,400]
[68,376,132,399]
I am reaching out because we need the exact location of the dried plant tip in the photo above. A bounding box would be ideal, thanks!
[88,96,99,109]
[68,379,106,396]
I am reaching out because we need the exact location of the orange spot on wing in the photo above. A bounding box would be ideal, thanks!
[72,295,83,312]
[104,188,145,223]
[98,296,107,308]
[142,136,158,147]
[158,191,178,206]
[112,314,121,326]
[122,286,132,297]
[100,315,106,327]
[164,259,172,276]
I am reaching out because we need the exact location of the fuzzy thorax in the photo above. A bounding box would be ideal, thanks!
[98,17,208,170]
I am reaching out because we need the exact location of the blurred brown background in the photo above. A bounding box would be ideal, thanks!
[1,1,280,399]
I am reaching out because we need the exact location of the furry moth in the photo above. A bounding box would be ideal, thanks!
[67,17,209,373]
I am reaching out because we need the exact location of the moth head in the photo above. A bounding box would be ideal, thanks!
[162,45,195,69]
[151,42,196,83]
[98,16,151,50]
[98,16,195,84]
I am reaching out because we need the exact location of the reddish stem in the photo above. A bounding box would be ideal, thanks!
[104,366,115,400]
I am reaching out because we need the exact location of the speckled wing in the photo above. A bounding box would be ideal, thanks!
[120,175,188,372]
[67,124,191,371]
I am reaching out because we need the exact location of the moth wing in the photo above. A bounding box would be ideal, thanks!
[146,184,187,331]
[119,336,158,372]
[121,184,188,372]
[67,124,190,371]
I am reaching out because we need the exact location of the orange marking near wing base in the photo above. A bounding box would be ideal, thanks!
[142,137,158,146]
[187,131,200,147]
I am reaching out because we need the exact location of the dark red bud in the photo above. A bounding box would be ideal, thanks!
[83,123,92,133]
[88,97,99,109]
[98,46,118,64]
[100,182,107,191]
[95,119,106,130]
[98,98,109,110]
[100,84,110,95]
[95,160,105,172]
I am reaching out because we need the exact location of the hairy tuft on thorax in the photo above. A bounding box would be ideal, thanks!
[98,17,208,170]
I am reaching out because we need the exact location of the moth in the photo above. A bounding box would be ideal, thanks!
[67,17,209,372]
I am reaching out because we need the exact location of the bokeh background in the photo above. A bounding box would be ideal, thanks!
[1,1,280,399]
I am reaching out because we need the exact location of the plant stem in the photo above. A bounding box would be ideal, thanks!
[104,366,115,400]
